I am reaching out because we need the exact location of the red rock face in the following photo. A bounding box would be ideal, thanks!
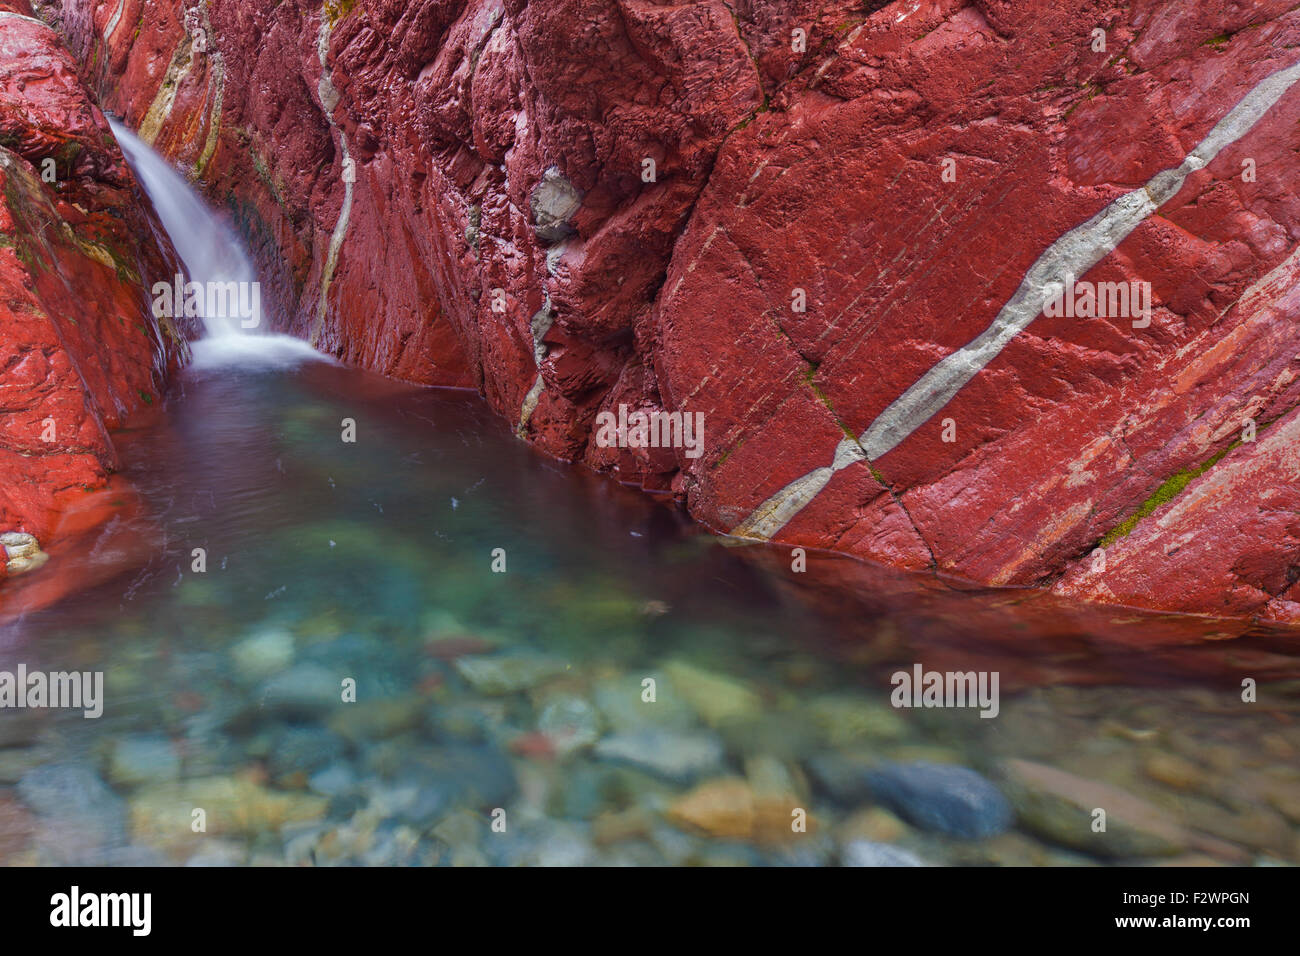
[0,8,188,588]
[53,0,1300,623]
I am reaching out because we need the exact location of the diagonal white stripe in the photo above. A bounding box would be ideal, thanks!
[733,58,1300,540]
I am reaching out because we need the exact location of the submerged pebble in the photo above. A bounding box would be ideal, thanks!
[593,729,726,783]
[454,653,569,695]
[841,840,928,867]
[865,762,1012,839]
[107,735,182,788]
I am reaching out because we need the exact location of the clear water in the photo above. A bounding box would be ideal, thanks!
[1,359,1297,866]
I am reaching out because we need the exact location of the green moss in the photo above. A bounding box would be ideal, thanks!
[58,141,84,168]
[324,0,357,27]
[1099,411,1287,549]
[1099,446,1233,548]
[804,375,857,443]
[799,362,891,486]
[1203,33,1230,48]
[137,390,154,406]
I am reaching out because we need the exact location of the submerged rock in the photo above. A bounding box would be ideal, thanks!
[537,694,602,754]
[268,727,349,788]
[592,676,695,733]
[128,776,327,846]
[999,758,1210,860]
[17,763,128,864]
[257,664,343,719]
[865,761,1012,840]
[107,734,182,788]
[411,744,518,811]
[230,628,295,681]
[805,694,907,747]
[329,696,423,742]
[805,750,878,805]
[841,841,928,867]
[549,762,677,821]
[662,660,762,727]
[666,775,811,845]
[593,729,726,783]
[454,653,569,696]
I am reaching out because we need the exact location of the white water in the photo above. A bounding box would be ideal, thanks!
[108,118,324,369]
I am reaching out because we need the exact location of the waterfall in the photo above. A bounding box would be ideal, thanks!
[108,118,323,368]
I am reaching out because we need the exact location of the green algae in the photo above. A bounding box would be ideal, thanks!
[1098,433,1259,548]
[324,0,356,27]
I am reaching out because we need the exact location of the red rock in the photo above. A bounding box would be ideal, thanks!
[53,0,1300,624]
[0,475,164,624]
[0,11,189,581]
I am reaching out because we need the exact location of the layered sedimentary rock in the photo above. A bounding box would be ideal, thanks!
[52,0,1300,621]
[0,1,188,581]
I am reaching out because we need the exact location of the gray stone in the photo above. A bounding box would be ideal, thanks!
[308,762,359,798]
[231,627,295,681]
[805,750,877,804]
[593,729,726,783]
[866,761,1012,839]
[426,700,507,744]
[593,676,695,733]
[257,663,341,719]
[454,653,568,696]
[530,167,582,243]
[538,694,602,753]
[269,727,348,786]
[1000,757,1192,859]
[17,763,127,863]
[2,531,48,575]
[108,735,181,788]
[841,840,928,867]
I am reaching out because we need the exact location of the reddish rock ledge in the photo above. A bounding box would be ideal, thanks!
[0,2,187,609]
[47,0,1300,624]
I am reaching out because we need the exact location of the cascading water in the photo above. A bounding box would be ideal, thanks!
[108,118,323,368]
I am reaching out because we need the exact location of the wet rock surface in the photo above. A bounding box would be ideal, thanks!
[0,8,190,611]
[45,0,1300,620]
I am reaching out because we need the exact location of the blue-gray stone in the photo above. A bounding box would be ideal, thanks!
[866,761,1012,839]
[841,840,928,867]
